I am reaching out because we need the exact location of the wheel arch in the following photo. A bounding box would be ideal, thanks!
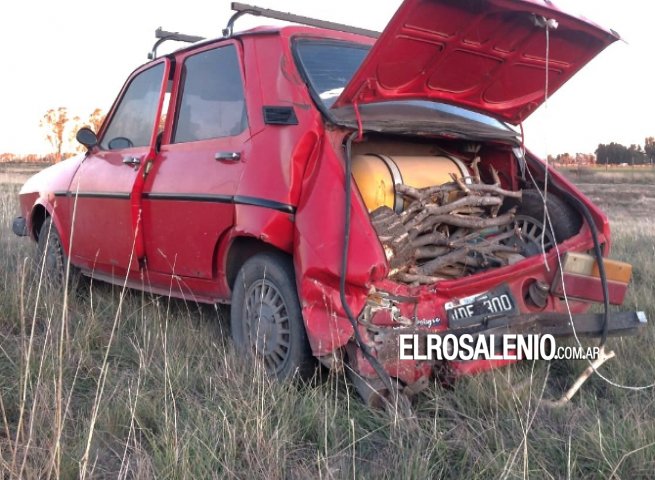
[30,204,49,241]
[224,236,292,291]
[29,200,71,256]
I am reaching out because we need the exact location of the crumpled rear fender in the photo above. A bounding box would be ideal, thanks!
[294,132,387,356]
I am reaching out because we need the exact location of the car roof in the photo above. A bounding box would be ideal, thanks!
[167,25,375,57]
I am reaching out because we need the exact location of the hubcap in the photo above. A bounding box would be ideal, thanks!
[243,279,291,374]
[505,214,555,256]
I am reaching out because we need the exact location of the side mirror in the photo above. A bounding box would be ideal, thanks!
[76,127,98,150]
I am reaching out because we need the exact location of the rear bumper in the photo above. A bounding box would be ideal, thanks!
[423,310,647,340]
[12,216,27,237]
[352,247,640,380]
[353,301,648,385]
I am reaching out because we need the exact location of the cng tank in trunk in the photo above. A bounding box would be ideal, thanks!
[351,154,469,213]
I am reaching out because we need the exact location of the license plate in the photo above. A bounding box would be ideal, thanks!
[445,286,518,325]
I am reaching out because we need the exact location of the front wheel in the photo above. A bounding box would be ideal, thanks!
[36,217,66,284]
[35,217,80,292]
[230,253,315,381]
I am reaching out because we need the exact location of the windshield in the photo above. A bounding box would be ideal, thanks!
[294,39,371,108]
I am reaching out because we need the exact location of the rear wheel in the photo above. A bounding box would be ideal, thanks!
[230,253,315,381]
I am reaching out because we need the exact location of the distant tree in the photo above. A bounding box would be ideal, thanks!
[595,144,607,166]
[70,115,82,152]
[595,142,639,166]
[22,153,43,163]
[70,108,106,152]
[87,108,105,133]
[556,152,573,165]
[40,107,70,163]
[645,137,655,165]
[628,143,647,165]
[575,153,594,165]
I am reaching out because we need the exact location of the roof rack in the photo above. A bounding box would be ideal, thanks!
[148,3,379,59]
[148,28,206,59]
[224,2,380,38]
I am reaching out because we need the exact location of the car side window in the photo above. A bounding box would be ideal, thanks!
[100,63,165,150]
[173,45,247,143]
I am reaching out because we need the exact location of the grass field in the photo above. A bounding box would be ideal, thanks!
[559,166,655,186]
[1,164,654,478]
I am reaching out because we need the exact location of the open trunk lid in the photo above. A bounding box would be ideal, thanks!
[332,0,619,124]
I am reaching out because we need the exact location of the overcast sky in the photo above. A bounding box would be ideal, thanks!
[0,0,651,156]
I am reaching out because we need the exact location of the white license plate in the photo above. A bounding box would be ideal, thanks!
[445,286,517,322]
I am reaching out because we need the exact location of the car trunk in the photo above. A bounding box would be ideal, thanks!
[348,134,583,285]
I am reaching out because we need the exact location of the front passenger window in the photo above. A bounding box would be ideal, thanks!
[101,63,165,150]
[173,45,247,143]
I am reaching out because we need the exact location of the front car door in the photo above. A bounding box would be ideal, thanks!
[69,59,169,277]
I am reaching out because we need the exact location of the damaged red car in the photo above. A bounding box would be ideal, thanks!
[13,0,647,404]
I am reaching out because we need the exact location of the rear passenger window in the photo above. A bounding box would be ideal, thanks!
[173,45,247,143]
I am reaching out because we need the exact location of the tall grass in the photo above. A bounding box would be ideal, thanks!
[1,178,654,478]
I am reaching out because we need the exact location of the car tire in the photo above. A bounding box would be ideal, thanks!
[503,189,582,255]
[230,252,315,381]
[36,217,79,291]
[519,190,582,241]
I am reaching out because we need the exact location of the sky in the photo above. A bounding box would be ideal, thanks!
[0,0,652,157]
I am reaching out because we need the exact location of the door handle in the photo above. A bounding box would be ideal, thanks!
[215,151,241,162]
[122,156,142,167]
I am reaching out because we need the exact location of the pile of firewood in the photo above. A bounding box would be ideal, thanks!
[370,169,525,285]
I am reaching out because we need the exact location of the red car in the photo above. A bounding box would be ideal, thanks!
[13,1,646,404]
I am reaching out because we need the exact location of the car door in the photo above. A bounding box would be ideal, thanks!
[69,59,170,276]
[141,41,248,284]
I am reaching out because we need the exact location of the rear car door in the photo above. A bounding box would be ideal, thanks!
[142,41,248,284]
[69,60,169,275]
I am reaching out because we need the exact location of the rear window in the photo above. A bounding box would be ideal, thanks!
[294,40,371,108]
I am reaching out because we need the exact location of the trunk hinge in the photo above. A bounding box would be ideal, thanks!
[353,101,364,142]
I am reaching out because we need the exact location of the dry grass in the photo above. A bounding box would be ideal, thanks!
[559,166,655,186]
[0,163,45,185]
[1,166,654,478]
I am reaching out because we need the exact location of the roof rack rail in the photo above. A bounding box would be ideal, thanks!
[148,3,379,59]
[224,2,380,39]
[148,28,206,59]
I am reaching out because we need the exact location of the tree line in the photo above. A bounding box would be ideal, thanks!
[1,106,104,164]
[595,138,655,166]
[38,107,105,163]
[544,138,655,167]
